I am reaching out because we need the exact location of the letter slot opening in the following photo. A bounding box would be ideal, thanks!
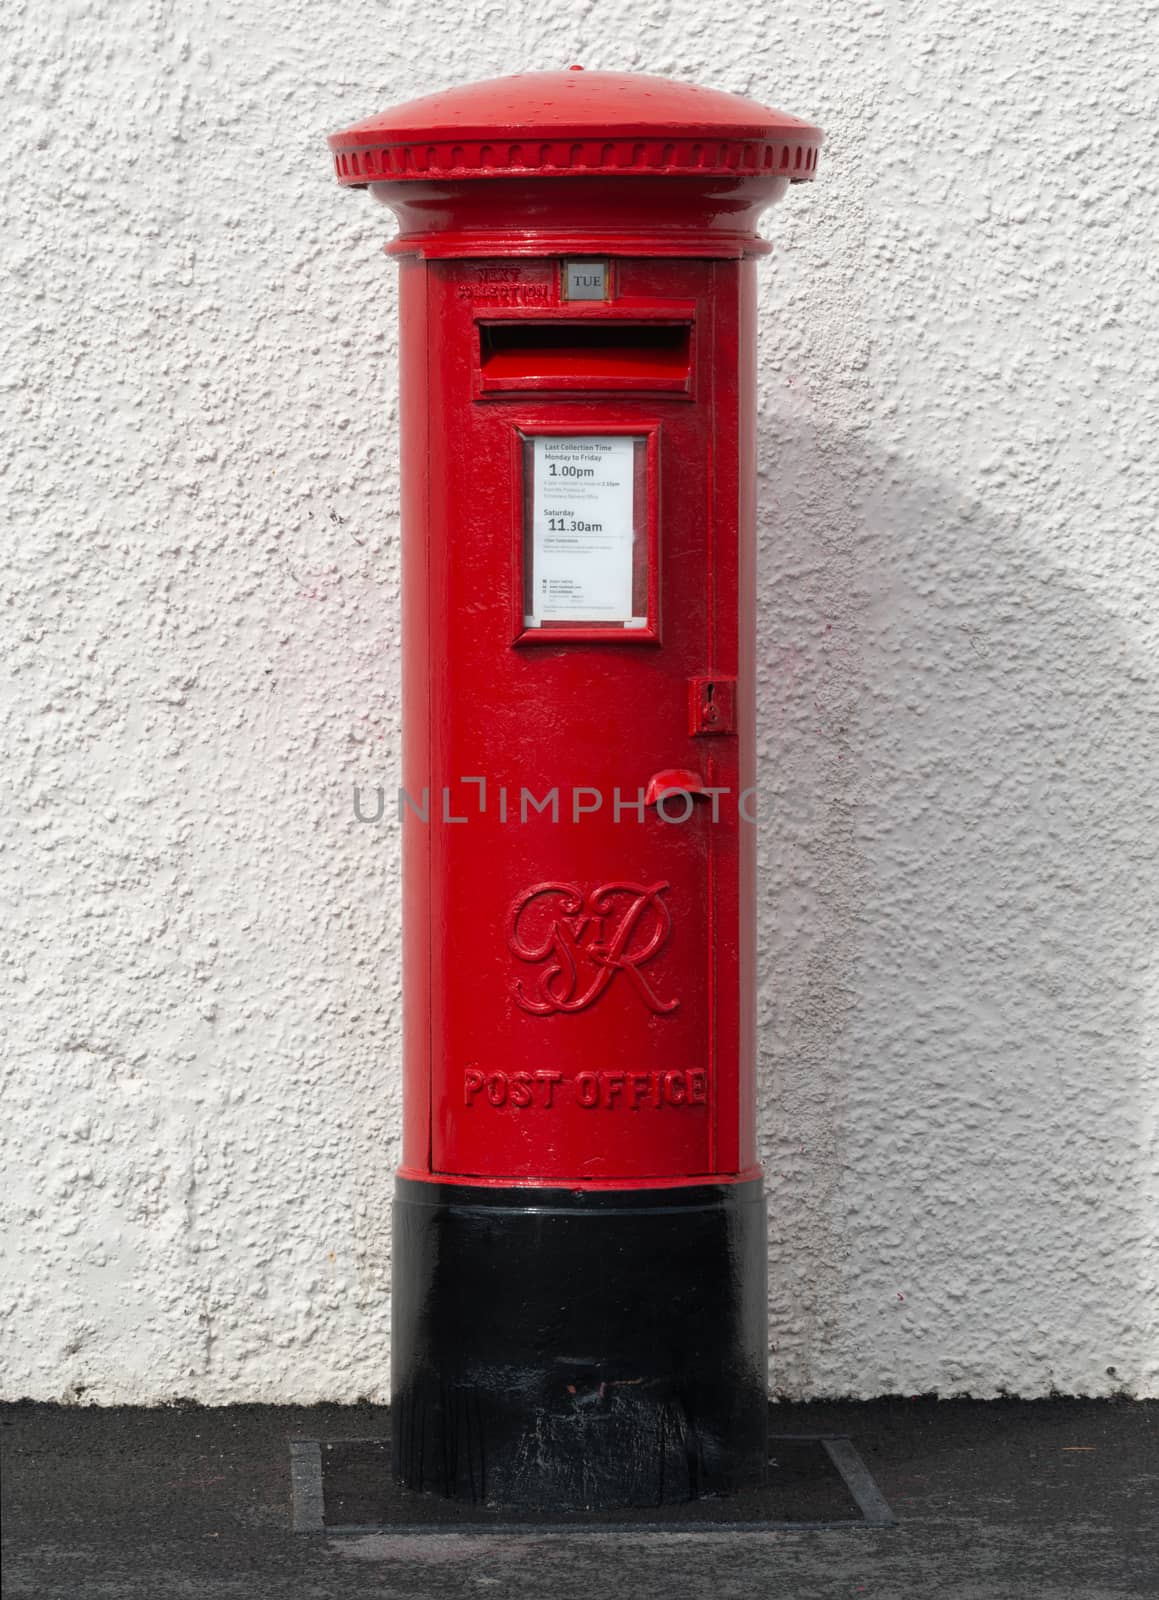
[478,320,693,395]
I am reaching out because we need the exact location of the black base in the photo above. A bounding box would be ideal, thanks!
[390,1176,768,1509]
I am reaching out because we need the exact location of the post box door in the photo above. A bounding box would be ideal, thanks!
[424,259,745,1184]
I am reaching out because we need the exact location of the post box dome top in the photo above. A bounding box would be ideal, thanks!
[328,69,822,186]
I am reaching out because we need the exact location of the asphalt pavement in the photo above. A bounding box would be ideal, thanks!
[2,1397,1155,1598]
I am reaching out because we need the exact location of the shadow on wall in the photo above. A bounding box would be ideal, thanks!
[755,415,1157,1400]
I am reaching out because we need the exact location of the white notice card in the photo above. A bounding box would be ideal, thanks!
[529,436,638,625]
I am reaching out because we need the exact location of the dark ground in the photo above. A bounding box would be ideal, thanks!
[2,1398,1156,1599]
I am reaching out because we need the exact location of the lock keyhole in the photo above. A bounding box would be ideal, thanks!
[689,676,736,736]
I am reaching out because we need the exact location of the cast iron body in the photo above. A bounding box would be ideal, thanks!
[328,69,822,1510]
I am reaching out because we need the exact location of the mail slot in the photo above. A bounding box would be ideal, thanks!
[328,67,822,1512]
[478,318,694,394]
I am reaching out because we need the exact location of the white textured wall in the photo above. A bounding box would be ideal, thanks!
[2,0,1156,1403]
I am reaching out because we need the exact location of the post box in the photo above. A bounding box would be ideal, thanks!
[328,69,822,1510]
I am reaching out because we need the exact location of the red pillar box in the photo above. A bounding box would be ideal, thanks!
[328,70,822,1510]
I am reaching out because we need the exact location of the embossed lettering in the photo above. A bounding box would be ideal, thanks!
[627,1072,651,1109]
[536,1069,563,1108]
[575,1071,600,1107]
[507,881,678,1015]
[461,1066,707,1111]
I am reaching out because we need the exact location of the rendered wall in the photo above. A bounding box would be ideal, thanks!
[2,0,1155,1402]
